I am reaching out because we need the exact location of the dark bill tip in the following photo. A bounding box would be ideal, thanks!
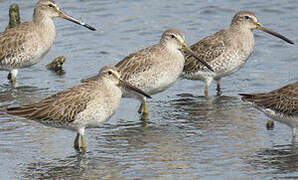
[80,22,96,31]
[59,12,96,31]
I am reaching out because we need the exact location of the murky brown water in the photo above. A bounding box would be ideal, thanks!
[0,0,298,179]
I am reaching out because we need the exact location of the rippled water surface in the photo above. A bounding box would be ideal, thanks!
[0,0,298,179]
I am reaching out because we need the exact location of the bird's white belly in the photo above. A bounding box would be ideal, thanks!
[150,67,182,94]
[142,58,184,95]
[122,53,185,98]
[72,102,118,130]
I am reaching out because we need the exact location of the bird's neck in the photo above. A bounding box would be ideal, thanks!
[230,23,253,33]
[33,9,56,48]
[33,9,55,30]
[229,25,255,53]
[161,42,180,55]
[101,78,122,98]
[230,20,243,28]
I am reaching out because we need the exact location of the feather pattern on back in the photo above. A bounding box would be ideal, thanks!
[7,82,97,124]
[240,82,298,116]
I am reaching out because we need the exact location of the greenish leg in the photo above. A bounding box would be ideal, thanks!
[204,79,213,97]
[11,77,16,84]
[74,133,80,150]
[204,84,209,97]
[266,120,274,130]
[138,98,148,115]
[81,134,87,152]
[142,99,148,116]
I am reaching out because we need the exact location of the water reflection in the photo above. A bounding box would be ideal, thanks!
[22,153,89,179]
[156,93,263,174]
[18,122,194,179]
[0,85,48,106]
[94,124,194,178]
[49,69,66,76]
[245,143,298,177]
[164,93,257,135]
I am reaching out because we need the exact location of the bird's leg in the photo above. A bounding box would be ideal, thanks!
[80,135,86,153]
[216,79,222,96]
[204,81,209,97]
[204,85,208,97]
[7,72,11,80]
[77,128,86,152]
[138,101,144,114]
[74,133,80,150]
[8,69,18,84]
[204,79,213,97]
[138,98,148,115]
[266,120,274,130]
[142,98,148,116]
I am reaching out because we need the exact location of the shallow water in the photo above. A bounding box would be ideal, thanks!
[0,0,298,179]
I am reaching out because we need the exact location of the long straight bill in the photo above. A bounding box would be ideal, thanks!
[119,80,152,99]
[183,45,214,72]
[59,11,96,31]
[257,26,294,44]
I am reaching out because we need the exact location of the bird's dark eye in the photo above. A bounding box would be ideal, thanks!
[48,4,54,8]
[170,35,176,39]
[244,16,249,19]
[108,71,113,75]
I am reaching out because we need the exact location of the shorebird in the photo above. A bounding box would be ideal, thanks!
[84,28,213,116]
[182,11,294,97]
[6,66,151,151]
[0,0,96,83]
[240,82,298,141]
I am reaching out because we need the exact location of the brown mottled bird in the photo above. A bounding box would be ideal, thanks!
[240,82,298,140]
[6,66,151,151]
[82,29,213,117]
[115,28,213,116]
[0,0,95,83]
[183,11,294,97]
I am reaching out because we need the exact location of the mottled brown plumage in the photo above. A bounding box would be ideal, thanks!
[116,44,160,81]
[7,82,93,124]
[0,0,95,83]
[241,82,298,116]
[182,11,293,97]
[112,28,213,116]
[183,30,227,72]
[240,82,298,140]
[6,66,150,152]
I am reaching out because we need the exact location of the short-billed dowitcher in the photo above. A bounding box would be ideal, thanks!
[114,28,213,116]
[0,0,96,83]
[83,29,213,116]
[183,11,294,97]
[240,82,298,140]
[6,66,151,151]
